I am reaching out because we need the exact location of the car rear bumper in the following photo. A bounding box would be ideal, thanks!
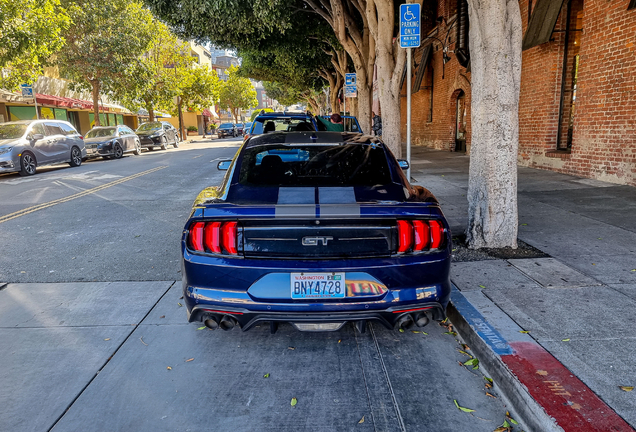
[181,250,451,331]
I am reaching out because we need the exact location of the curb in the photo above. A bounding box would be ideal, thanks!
[447,285,635,432]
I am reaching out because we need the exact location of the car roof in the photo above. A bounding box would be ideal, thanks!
[244,131,381,148]
[4,119,70,125]
[254,111,313,119]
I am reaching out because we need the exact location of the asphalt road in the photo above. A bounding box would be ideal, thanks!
[0,137,518,431]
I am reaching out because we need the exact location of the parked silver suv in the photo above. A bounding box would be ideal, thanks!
[0,119,86,176]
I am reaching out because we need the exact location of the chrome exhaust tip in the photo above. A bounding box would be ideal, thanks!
[396,314,414,330]
[414,312,430,328]
[219,315,236,331]
[204,316,219,330]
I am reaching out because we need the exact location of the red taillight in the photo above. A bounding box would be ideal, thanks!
[189,221,238,255]
[397,220,413,253]
[429,220,443,249]
[396,219,445,254]
[204,222,222,253]
[413,220,429,251]
[222,222,237,254]
[189,222,205,251]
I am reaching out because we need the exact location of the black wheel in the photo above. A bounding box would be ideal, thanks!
[69,146,82,167]
[160,136,167,150]
[113,142,124,159]
[19,152,37,176]
[133,139,141,155]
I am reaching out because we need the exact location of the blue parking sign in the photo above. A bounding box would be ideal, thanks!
[400,3,421,48]
[20,84,34,98]
[345,73,356,86]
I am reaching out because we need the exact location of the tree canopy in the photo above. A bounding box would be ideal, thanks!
[0,0,70,90]
[218,65,258,122]
[57,0,154,124]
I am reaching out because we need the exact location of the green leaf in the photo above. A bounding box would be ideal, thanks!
[562,338,570,342]
[453,400,475,413]
[464,358,478,366]
[479,285,486,288]
[263,373,270,378]
[291,397,297,406]
[502,419,510,427]
[509,417,518,425]
[399,328,404,333]
[177,302,183,307]
[484,377,493,383]
[197,326,206,330]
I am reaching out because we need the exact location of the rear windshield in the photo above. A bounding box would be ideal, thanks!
[219,123,234,128]
[252,118,316,134]
[137,122,161,131]
[239,144,392,187]
[86,128,116,138]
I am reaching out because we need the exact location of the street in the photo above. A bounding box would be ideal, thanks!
[0,138,514,432]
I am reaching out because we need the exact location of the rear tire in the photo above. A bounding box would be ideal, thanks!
[160,136,167,151]
[173,137,179,148]
[133,140,141,155]
[69,146,82,167]
[19,152,37,176]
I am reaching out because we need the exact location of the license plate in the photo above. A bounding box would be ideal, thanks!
[291,273,346,299]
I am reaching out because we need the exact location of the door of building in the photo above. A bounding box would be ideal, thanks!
[455,91,466,152]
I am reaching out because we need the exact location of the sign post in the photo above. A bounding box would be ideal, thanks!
[344,73,357,116]
[21,84,40,119]
[399,3,421,180]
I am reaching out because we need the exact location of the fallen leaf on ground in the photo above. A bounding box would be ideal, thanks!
[458,349,471,356]
[358,416,365,424]
[263,373,270,378]
[104,338,110,341]
[412,331,420,334]
[536,370,548,376]
[167,366,172,370]
[185,358,194,362]
[562,338,570,342]
[484,377,493,383]
[486,392,496,398]
[399,329,404,333]
[493,427,508,432]
[521,223,528,226]
[620,386,634,392]
[177,302,183,307]
[291,397,297,407]
[140,336,148,346]
[464,358,479,369]
[160,315,165,319]
[453,399,475,413]
[197,326,206,330]
[519,330,530,334]
[338,339,341,343]
[288,347,295,350]
[631,269,636,272]
[444,331,457,336]
[479,285,486,288]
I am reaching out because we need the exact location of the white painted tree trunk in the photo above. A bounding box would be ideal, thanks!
[466,0,522,248]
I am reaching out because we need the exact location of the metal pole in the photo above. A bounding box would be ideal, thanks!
[34,93,40,119]
[343,94,346,116]
[406,47,412,180]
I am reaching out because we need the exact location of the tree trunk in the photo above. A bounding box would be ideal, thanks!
[355,66,372,134]
[91,80,100,126]
[146,100,155,122]
[177,99,185,141]
[466,0,522,249]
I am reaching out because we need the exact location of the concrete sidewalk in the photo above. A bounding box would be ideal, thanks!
[409,146,636,430]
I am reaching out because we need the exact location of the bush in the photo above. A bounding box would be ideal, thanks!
[187,125,198,132]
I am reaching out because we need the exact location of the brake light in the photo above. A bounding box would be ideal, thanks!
[222,222,237,254]
[397,220,412,253]
[188,221,238,255]
[396,219,445,254]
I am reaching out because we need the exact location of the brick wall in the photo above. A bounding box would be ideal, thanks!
[400,0,472,153]
[401,0,636,186]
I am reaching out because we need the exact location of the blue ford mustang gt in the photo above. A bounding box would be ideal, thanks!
[181,131,451,333]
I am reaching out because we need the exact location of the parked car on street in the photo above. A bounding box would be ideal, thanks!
[217,123,238,138]
[0,119,86,176]
[181,131,451,333]
[235,123,245,135]
[136,121,179,151]
[247,111,362,141]
[84,125,141,159]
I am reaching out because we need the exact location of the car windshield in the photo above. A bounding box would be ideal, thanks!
[0,124,27,139]
[137,122,161,132]
[86,128,116,138]
[219,123,233,128]
[252,118,315,134]
[239,143,392,187]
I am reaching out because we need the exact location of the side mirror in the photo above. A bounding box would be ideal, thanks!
[398,159,409,170]
[31,133,44,141]
[217,160,232,170]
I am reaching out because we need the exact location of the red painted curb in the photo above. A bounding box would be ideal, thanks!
[503,342,634,432]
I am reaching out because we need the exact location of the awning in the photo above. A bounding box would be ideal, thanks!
[522,0,567,50]
[35,94,95,110]
[412,44,432,93]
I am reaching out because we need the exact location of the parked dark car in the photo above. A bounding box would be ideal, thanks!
[0,119,86,176]
[235,123,245,135]
[84,125,141,159]
[181,131,451,333]
[216,123,238,138]
[136,121,179,150]
[247,111,362,141]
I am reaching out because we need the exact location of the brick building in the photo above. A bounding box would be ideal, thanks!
[401,0,636,186]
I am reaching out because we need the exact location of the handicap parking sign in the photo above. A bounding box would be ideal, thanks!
[20,84,34,98]
[400,4,421,48]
